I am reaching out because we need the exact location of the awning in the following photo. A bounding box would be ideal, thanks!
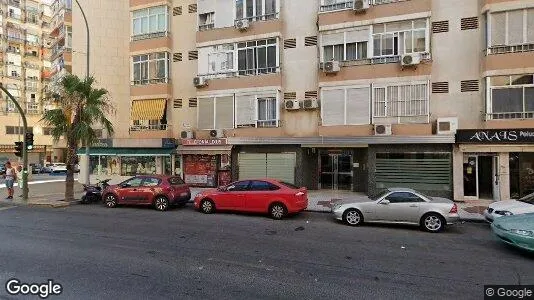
[177,145,232,155]
[131,99,166,120]
[77,147,174,156]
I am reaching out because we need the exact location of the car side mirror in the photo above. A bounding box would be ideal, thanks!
[120,183,130,188]
[217,186,226,192]
[380,199,390,205]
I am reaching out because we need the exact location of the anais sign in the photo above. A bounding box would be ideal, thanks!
[456,129,534,144]
[181,139,227,146]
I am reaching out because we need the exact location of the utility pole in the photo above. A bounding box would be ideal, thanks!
[74,0,91,185]
[1,85,29,201]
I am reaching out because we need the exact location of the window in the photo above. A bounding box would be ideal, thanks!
[320,0,354,12]
[199,12,215,31]
[207,45,234,74]
[373,82,429,118]
[237,38,278,75]
[197,96,234,129]
[227,180,250,191]
[372,19,428,57]
[132,6,168,40]
[132,52,170,85]
[249,180,279,191]
[257,97,277,127]
[321,29,369,62]
[235,0,277,21]
[142,177,161,187]
[385,192,425,203]
[321,86,370,126]
[122,177,143,188]
[5,127,33,135]
[120,157,156,176]
[489,9,534,48]
[488,74,534,119]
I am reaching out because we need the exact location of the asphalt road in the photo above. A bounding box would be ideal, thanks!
[0,204,532,300]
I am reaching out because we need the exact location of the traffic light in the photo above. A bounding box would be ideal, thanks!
[25,132,34,150]
[14,142,23,157]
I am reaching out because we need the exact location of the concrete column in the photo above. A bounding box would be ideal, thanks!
[452,146,464,201]
[155,157,162,174]
[78,155,90,184]
[498,152,510,201]
[171,155,176,176]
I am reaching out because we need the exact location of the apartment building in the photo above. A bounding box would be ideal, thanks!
[78,0,534,201]
[0,0,63,164]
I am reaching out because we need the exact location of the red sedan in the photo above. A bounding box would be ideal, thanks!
[102,175,191,211]
[194,179,308,219]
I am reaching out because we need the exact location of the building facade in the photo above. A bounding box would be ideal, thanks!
[71,0,534,201]
[0,0,64,164]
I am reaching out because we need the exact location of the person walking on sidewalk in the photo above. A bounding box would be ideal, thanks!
[3,162,16,200]
[16,165,23,198]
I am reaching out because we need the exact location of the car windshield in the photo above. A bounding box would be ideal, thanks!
[518,192,534,204]
[369,189,390,201]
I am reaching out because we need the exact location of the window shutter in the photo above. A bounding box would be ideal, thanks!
[432,21,449,33]
[491,12,506,46]
[321,89,345,126]
[460,17,478,30]
[197,97,214,129]
[432,82,449,94]
[346,87,370,125]
[345,28,369,43]
[321,32,344,46]
[508,10,524,45]
[528,9,534,43]
[461,80,479,92]
[215,96,234,129]
[283,38,297,49]
[304,36,318,46]
[235,94,256,127]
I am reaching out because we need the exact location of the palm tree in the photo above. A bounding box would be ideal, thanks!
[42,74,114,201]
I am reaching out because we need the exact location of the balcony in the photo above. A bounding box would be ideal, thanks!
[198,66,280,80]
[129,124,173,139]
[234,12,279,25]
[486,43,534,56]
[131,31,168,42]
[486,112,534,120]
[319,53,432,69]
[7,12,22,21]
[7,36,25,44]
[320,1,353,12]
[199,23,215,32]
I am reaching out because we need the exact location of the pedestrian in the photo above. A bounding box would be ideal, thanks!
[16,165,23,197]
[3,162,16,200]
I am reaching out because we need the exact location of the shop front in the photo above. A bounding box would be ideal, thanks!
[177,138,232,188]
[454,128,534,201]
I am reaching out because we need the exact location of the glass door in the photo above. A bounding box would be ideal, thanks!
[320,154,353,190]
[463,155,478,197]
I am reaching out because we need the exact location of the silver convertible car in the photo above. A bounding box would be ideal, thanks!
[332,188,460,232]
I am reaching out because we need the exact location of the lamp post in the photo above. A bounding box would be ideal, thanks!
[73,0,91,185]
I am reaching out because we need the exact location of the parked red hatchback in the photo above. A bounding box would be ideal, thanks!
[194,179,308,219]
[102,175,191,211]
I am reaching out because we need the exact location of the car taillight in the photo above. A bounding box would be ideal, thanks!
[449,203,458,214]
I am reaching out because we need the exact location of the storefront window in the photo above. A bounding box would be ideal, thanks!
[89,156,109,176]
[120,156,156,176]
[174,155,182,176]
[510,152,534,198]
[163,156,172,175]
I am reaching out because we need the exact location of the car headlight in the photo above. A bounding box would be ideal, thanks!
[495,210,514,216]
[332,203,342,211]
[509,229,534,237]
[195,192,203,198]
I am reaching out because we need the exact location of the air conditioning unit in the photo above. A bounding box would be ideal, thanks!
[303,98,319,109]
[180,130,194,139]
[285,99,300,110]
[353,0,369,12]
[323,61,340,74]
[401,53,421,67]
[436,117,458,135]
[374,124,392,136]
[209,129,224,138]
[193,76,208,88]
[235,19,250,30]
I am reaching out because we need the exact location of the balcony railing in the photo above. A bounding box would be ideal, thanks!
[486,112,534,120]
[5,47,21,54]
[320,1,354,12]
[8,0,21,7]
[131,31,168,42]
[7,36,25,43]
[199,23,215,31]
[7,12,22,20]
[486,43,534,55]
[198,66,280,79]
[234,13,279,25]
[319,53,432,69]
[129,124,170,131]
[131,78,170,85]
[26,108,41,115]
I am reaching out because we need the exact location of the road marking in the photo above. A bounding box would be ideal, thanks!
[0,206,15,211]
[0,179,70,189]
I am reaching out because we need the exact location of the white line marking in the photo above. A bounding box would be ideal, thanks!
[0,206,14,211]
[0,178,77,189]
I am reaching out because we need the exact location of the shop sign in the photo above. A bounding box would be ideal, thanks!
[91,139,112,148]
[162,138,177,149]
[456,129,534,144]
[181,139,227,146]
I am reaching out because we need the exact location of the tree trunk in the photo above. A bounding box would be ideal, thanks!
[64,135,76,202]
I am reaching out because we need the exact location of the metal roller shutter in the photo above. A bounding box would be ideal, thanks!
[238,153,296,184]
[238,153,267,180]
[375,157,451,191]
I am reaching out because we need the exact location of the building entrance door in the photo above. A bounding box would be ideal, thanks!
[463,154,500,200]
[320,154,353,190]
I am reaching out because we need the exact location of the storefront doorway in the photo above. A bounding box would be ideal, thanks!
[463,154,500,200]
[319,153,353,190]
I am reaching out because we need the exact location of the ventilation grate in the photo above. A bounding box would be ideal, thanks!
[172,6,182,16]
[284,92,297,100]
[173,53,182,62]
[304,36,318,46]
[461,17,478,30]
[461,80,479,92]
[188,50,198,60]
[188,98,198,107]
[431,82,449,94]
[305,91,318,98]
[188,4,197,13]
[173,99,183,108]
[432,21,449,33]
[284,39,296,49]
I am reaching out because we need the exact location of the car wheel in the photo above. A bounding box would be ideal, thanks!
[154,196,170,211]
[200,199,215,214]
[269,203,286,220]
[81,195,89,204]
[421,213,445,233]
[104,194,117,208]
[343,209,363,226]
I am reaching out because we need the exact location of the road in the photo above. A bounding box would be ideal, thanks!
[0,204,532,300]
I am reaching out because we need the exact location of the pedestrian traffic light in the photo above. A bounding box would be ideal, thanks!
[14,141,23,157]
[25,132,34,150]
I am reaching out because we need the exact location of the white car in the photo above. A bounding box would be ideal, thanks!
[331,188,459,233]
[483,192,534,222]
[50,163,67,173]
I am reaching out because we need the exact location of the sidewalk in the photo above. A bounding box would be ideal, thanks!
[0,181,84,208]
[189,188,488,222]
